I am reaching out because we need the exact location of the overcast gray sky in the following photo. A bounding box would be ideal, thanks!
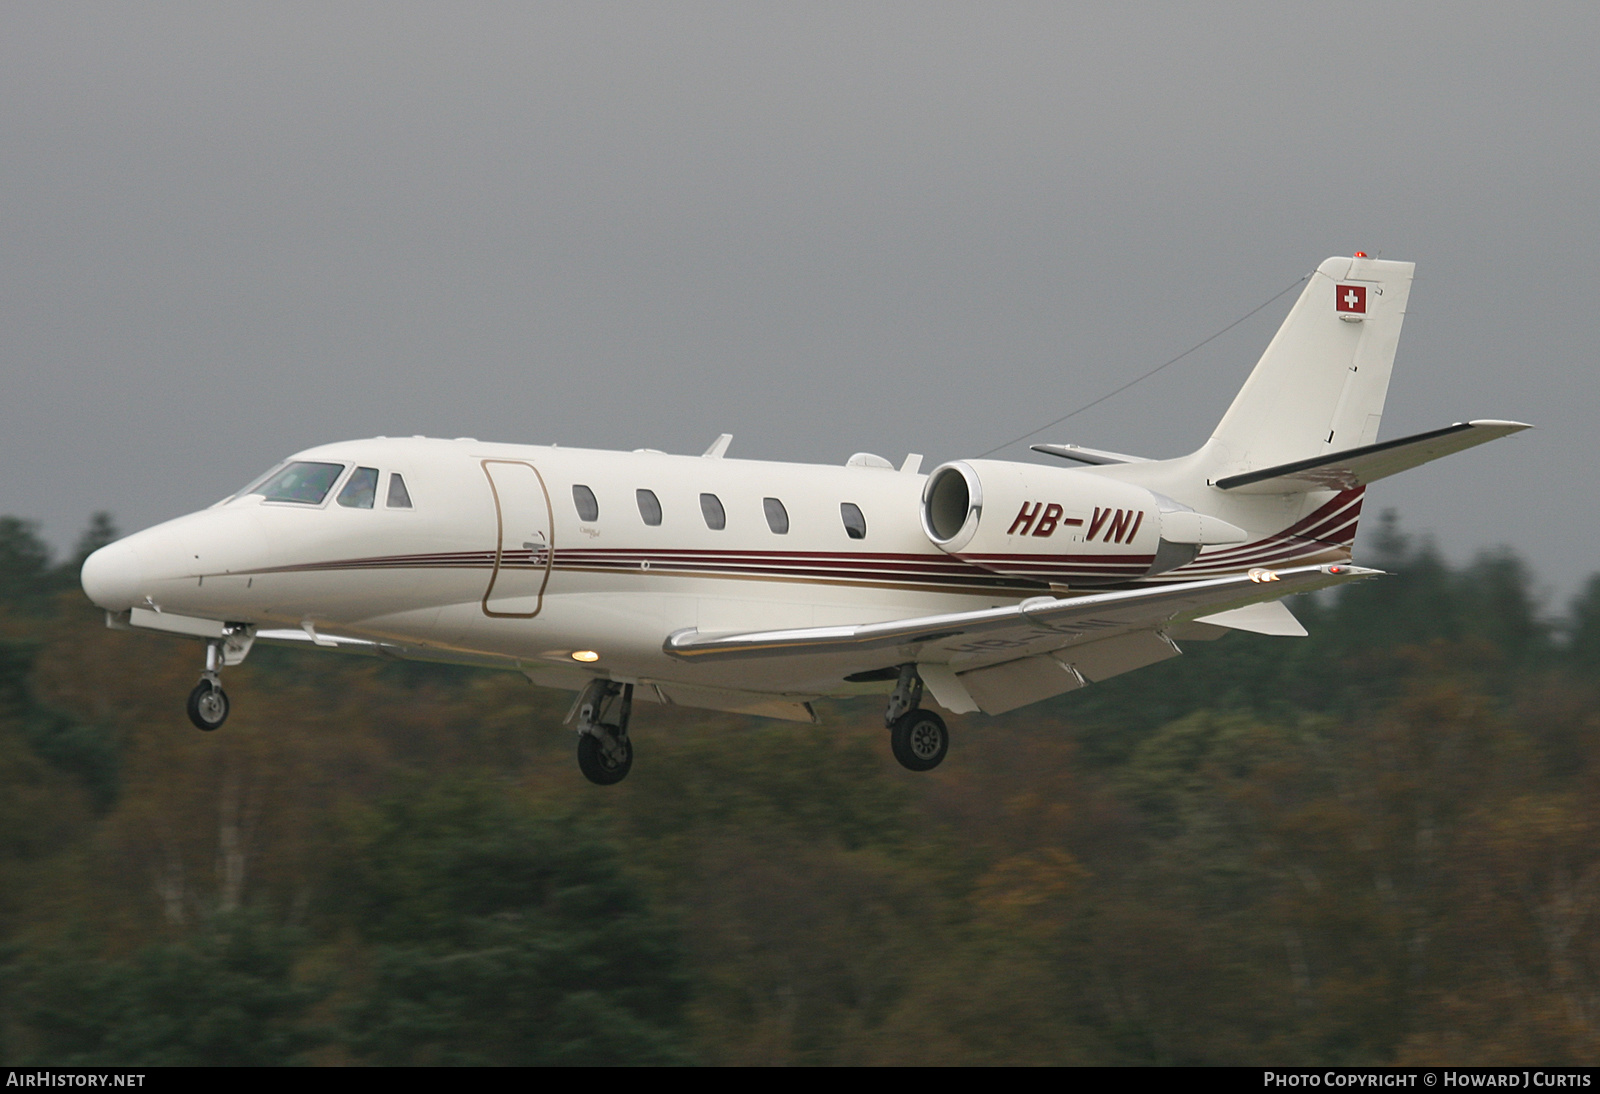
[3,4,1593,607]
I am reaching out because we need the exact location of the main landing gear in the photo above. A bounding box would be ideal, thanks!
[573,680,635,786]
[884,664,949,772]
[187,638,230,731]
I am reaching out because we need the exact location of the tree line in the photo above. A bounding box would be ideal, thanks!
[1,510,1598,1065]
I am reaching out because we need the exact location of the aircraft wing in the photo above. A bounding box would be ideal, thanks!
[664,562,1377,665]
[1214,420,1530,493]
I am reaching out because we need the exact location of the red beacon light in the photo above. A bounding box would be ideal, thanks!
[1353,252,1368,258]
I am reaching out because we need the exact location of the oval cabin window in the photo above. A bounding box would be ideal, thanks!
[700,493,726,531]
[636,489,663,527]
[763,497,789,534]
[572,484,599,522]
[840,502,867,540]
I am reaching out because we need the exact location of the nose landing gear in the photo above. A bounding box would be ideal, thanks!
[187,679,229,731]
[184,626,253,732]
[572,680,634,785]
[884,664,949,772]
[187,638,230,731]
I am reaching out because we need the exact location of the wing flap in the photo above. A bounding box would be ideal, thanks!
[955,628,1189,716]
[1061,628,1182,681]
[1215,420,1530,494]
[1194,599,1307,636]
[640,681,819,723]
[958,654,1083,714]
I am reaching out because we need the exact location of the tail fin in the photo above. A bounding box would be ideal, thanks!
[1202,256,1414,481]
[1083,255,1525,572]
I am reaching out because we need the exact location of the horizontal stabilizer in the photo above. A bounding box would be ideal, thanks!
[1030,443,1150,466]
[1214,420,1530,494]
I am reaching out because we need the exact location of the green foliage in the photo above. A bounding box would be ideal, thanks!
[1565,574,1600,677]
[0,515,114,614]
[0,639,118,809]
[617,722,918,858]
[0,519,55,612]
[337,777,691,1065]
[8,915,321,1066]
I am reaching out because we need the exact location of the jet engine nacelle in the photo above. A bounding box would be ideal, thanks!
[920,459,1247,586]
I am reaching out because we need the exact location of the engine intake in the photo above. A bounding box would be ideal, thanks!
[921,462,983,550]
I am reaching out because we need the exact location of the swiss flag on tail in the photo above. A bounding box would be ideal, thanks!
[1335,284,1367,314]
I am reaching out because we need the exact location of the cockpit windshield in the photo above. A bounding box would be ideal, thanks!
[225,462,284,503]
[251,461,347,504]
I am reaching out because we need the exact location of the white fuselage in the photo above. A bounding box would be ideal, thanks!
[81,435,1356,710]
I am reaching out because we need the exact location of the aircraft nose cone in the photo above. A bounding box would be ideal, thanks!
[80,538,143,611]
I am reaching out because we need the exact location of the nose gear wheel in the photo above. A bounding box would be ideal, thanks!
[186,679,230,731]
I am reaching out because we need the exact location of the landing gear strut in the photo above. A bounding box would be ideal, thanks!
[187,639,229,731]
[573,680,634,785]
[184,626,254,732]
[884,664,949,772]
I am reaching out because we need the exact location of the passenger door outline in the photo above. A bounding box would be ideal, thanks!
[481,459,554,618]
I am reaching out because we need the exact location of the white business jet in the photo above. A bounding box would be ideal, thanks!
[81,256,1528,784]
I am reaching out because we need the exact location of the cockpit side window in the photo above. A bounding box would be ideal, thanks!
[254,462,346,505]
[386,473,413,509]
[337,467,380,509]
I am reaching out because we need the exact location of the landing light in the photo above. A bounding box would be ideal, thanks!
[1247,568,1280,583]
[571,650,601,663]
